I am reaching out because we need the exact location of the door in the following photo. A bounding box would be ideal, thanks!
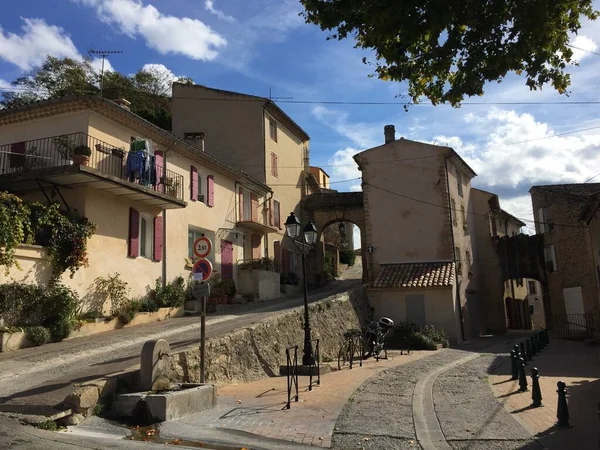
[220,240,233,279]
[405,294,426,325]
[251,234,261,259]
[563,286,585,333]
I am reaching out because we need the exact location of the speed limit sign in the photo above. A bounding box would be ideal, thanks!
[193,236,212,258]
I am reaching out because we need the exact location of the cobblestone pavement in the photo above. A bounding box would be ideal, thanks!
[489,337,600,450]
[159,349,430,448]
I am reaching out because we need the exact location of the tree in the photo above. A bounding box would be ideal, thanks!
[300,0,598,106]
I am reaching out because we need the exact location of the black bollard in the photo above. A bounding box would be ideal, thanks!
[531,336,538,356]
[518,358,528,392]
[556,381,570,427]
[520,341,528,364]
[535,333,541,352]
[541,330,547,348]
[545,329,550,345]
[531,367,543,407]
[514,344,520,358]
[526,339,533,360]
[510,350,518,380]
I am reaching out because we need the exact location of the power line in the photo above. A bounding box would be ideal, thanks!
[566,44,600,57]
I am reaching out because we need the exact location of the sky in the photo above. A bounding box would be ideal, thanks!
[2,1,600,249]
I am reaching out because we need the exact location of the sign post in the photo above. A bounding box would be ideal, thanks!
[191,237,213,384]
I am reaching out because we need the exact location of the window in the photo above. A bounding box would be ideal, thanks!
[490,214,497,236]
[184,132,204,148]
[274,200,281,228]
[451,199,457,226]
[456,170,463,197]
[528,280,537,294]
[465,250,471,272]
[461,204,467,231]
[271,152,278,178]
[269,119,278,142]
[517,278,523,287]
[537,207,553,233]
[139,214,153,259]
[197,172,203,201]
[544,244,557,272]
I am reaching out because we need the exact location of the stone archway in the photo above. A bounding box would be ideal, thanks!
[301,192,367,283]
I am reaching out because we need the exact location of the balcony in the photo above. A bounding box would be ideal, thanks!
[237,203,275,234]
[0,132,186,209]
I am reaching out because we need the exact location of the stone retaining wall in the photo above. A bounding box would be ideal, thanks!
[169,287,370,386]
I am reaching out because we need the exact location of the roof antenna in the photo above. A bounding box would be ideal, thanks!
[88,49,123,98]
[268,87,293,101]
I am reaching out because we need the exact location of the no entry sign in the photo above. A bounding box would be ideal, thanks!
[193,236,212,258]
[192,258,213,281]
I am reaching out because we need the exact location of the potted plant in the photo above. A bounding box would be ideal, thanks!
[53,135,77,162]
[221,279,237,304]
[208,272,227,304]
[282,271,301,295]
[72,145,92,166]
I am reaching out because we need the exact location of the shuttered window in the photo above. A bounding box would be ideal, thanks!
[153,216,163,262]
[190,166,198,201]
[207,175,214,207]
[274,200,281,229]
[128,208,139,258]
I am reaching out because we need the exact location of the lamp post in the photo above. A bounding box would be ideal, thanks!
[285,212,318,366]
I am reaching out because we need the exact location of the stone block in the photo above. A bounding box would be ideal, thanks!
[63,385,99,412]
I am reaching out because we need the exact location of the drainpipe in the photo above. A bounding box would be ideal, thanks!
[162,140,176,289]
[444,156,466,342]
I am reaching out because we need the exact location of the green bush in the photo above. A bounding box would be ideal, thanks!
[93,273,130,316]
[0,282,44,327]
[410,332,438,350]
[324,253,335,281]
[118,309,135,325]
[26,326,51,346]
[420,324,450,348]
[49,319,72,341]
[129,298,143,313]
[150,277,185,308]
[41,282,79,328]
[386,322,449,350]
[339,250,356,266]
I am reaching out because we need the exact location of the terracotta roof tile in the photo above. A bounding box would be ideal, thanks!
[371,262,455,289]
[531,183,600,199]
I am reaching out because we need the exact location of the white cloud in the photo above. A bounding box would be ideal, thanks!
[312,106,382,149]
[205,0,235,23]
[0,79,11,90]
[0,18,80,71]
[89,57,114,74]
[569,35,598,62]
[140,63,189,95]
[327,147,362,191]
[77,0,226,60]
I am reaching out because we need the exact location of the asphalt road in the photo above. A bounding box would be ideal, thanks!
[0,263,362,418]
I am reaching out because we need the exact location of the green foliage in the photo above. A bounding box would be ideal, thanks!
[280,271,300,285]
[41,282,79,330]
[150,277,185,308]
[26,326,51,347]
[118,309,136,325]
[36,419,58,431]
[73,144,92,157]
[220,279,237,296]
[140,298,159,313]
[239,257,277,272]
[339,250,356,267]
[386,321,449,350]
[0,192,30,273]
[0,282,44,326]
[300,0,599,106]
[48,319,73,341]
[323,253,335,281]
[410,332,438,351]
[93,273,130,316]
[52,135,79,160]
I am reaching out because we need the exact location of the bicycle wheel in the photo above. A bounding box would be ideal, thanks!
[374,346,387,361]
[337,343,349,370]
[363,340,373,359]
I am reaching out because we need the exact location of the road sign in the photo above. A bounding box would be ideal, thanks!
[193,236,212,258]
[192,283,210,299]
[192,258,213,281]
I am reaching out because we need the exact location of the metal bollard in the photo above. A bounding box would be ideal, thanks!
[556,381,570,427]
[520,341,528,364]
[531,335,538,356]
[514,344,520,359]
[545,329,550,345]
[526,339,533,360]
[510,350,518,380]
[531,367,542,407]
[535,333,541,352]
[518,358,528,392]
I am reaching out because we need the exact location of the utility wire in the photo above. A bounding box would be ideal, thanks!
[566,44,600,57]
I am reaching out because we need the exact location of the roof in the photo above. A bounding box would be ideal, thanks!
[530,183,600,199]
[172,83,310,142]
[310,166,331,178]
[500,209,526,227]
[371,261,455,289]
[0,96,272,195]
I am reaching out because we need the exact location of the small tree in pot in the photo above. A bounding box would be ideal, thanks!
[72,145,92,166]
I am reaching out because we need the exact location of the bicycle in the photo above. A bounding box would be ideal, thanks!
[363,317,394,361]
[337,329,363,370]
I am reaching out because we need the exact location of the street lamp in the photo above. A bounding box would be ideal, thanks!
[285,212,318,366]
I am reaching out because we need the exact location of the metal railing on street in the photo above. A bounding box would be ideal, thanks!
[309,339,320,391]
[285,345,299,409]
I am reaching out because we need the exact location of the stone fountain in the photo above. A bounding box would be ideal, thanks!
[112,339,216,423]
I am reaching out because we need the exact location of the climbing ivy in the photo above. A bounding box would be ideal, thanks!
[0,192,96,278]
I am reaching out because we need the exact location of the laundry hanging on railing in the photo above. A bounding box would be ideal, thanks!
[125,139,157,186]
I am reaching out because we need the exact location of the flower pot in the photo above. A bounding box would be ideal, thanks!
[73,154,90,166]
[226,295,236,304]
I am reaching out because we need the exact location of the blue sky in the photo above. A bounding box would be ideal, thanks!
[2,0,600,245]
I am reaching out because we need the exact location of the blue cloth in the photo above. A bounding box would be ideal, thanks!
[126,150,157,186]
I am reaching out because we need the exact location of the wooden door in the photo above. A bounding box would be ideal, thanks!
[220,240,233,279]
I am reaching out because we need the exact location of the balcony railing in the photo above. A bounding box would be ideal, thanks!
[0,132,184,201]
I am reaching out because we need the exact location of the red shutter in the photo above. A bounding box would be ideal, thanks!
[153,216,163,262]
[128,208,139,258]
[251,234,262,259]
[9,142,26,169]
[190,166,198,201]
[250,193,258,222]
[155,151,164,192]
[273,241,281,271]
[238,187,244,221]
[207,175,214,207]
[269,198,274,226]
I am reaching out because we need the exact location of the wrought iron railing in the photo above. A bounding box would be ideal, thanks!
[0,132,184,201]
[285,345,299,409]
[309,339,321,391]
[555,311,600,338]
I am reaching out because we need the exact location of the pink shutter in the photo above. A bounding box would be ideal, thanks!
[251,234,262,259]
[274,154,278,178]
[275,200,281,229]
[153,216,163,261]
[207,175,214,207]
[128,208,139,258]
[190,166,198,201]
[269,199,274,226]
[273,241,281,271]
[251,193,258,222]
[155,150,164,192]
[239,187,244,221]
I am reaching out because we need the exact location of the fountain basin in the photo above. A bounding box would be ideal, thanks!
[113,383,217,422]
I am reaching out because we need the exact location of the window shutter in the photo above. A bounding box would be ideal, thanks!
[275,200,281,229]
[251,193,258,221]
[273,240,281,271]
[274,154,278,178]
[269,198,274,226]
[155,150,164,192]
[128,208,139,258]
[538,208,546,233]
[239,187,244,221]
[190,166,198,201]
[207,175,214,207]
[9,142,26,169]
[153,216,163,262]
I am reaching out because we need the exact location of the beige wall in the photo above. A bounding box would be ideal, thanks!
[367,287,459,343]
[171,84,265,182]
[0,111,90,147]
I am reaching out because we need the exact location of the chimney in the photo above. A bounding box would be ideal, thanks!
[384,125,395,144]
[113,98,131,111]
[198,132,205,152]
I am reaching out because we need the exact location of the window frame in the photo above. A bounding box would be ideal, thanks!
[271,151,278,178]
[269,119,278,142]
[456,170,463,197]
[544,244,557,272]
[461,204,467,231]
[528,280,537,294]
[451,198,457,226]
[139,213,153,259]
